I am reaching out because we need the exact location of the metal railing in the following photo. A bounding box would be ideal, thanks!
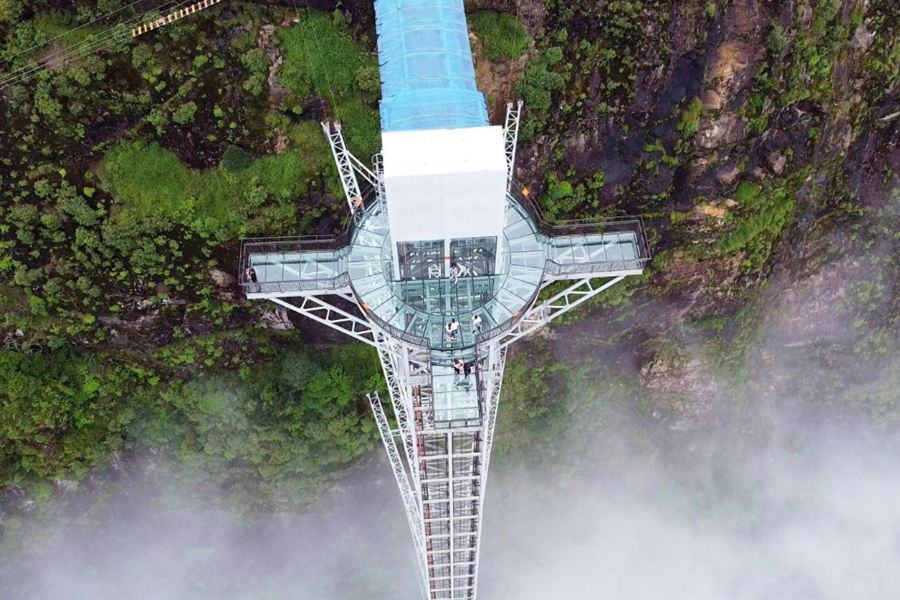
[474,270,543,345]
[238,184,380,290]
[544,257,646,277]
[350,279,432,348]
[245,272,351,295]
[508,180,652,264]
[434,418,483,430]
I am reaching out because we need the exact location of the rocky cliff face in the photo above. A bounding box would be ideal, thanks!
[478,0,900,428]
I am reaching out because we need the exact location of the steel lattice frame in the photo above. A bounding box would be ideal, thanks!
[250,111,642,600]
[264,273,623,600]
[496,275,626,350]
[368,390,430,598]
[502,101,523,191]
[323,122,365,216]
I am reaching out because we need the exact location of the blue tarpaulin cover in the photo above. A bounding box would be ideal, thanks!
[374,0,489,132]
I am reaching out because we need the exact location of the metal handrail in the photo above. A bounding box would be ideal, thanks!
[238,184,380,287]
[544,257,647,276]
[349,278,432,348]
[475,267,544,345]
[242,272,351,294]
[508,181,652,263]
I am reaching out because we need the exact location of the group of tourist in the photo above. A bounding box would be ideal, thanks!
[445,313,483,342]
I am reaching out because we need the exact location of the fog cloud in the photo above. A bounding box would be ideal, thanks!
[4,404,898,600]
[481,422,900,600]
[3,361,900,600]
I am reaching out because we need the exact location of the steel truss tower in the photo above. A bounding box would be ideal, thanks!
[240,102,649,599]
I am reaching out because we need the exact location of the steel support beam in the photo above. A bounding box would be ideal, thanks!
[470,342,505,600]
[368,392,430,599]
[375,333,426,505]
[322,121,365,217]
[497,275,626,349]
[268,295,377,347]
[503,101,523,191]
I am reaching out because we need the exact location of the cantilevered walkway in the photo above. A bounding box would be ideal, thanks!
[241,189,646,350]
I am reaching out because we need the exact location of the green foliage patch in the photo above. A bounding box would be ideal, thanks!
[0,349,147,483]
[514,46,565,139]
[470,11,528,62]
[0,337,384,510]
[278,10,380,160]
[100,126,329,239]
[715,171,808,272]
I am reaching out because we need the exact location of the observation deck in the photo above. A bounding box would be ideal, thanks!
[240,190,649,352]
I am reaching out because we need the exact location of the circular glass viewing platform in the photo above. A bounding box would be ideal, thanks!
[347,198,545,350]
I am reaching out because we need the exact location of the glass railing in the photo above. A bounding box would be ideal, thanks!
[508,181,651,263]
[238,184,380,290]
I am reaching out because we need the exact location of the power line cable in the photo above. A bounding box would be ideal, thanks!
[0,0,181,84]
[294,0,339,121]
[1,0,162,65]
[0,0,193,89]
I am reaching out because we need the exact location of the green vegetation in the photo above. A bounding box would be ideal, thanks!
[515,46,565,139]
[0,0,23,24]
[715,171,808,271]
[278,10,380,160]
[101,128,328,239]
[2,0,900,555]
[677,97,703,140]
[1,335,384,509]
[470,11,528,62]
[0,349,144,482]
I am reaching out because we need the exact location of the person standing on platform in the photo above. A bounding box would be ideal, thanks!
[245,267,259,293]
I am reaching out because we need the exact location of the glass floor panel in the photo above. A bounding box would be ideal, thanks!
[509,250,546,268]
[359,214,390,235]
[373,297,406,322]
[504,203,527,225]
[507,235,546,253]
[550,232,641,266]
[362,283,393,310]
[431,359,479,423]
[508,264,543,284]
[349,246,382,263]
[249,252,343,283]
[495,287,529,311]
[354,229,386,247]
[482,298,514,324]
[348,260,382,279]
[503,218,536,241]
[503,276,536,300]
[354,272,389,296]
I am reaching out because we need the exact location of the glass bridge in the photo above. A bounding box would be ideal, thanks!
[241,196,646,424]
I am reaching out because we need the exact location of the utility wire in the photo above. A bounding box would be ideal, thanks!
[295,0,339,122]
[0,1,178,86]
[1,0,161,65]
[0,0,194,89]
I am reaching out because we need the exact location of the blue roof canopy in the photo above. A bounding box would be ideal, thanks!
[374,0,490,132]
